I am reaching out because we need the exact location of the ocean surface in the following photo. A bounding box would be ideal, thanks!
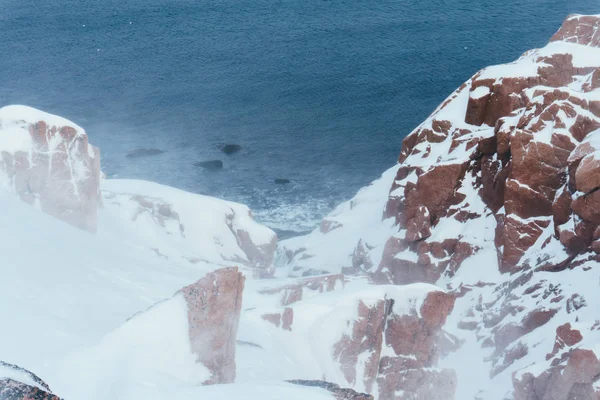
[1,0,598,234]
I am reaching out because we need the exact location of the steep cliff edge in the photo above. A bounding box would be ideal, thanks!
[280,14,600,399]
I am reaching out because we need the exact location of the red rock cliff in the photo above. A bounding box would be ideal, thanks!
[380,14,600,282]
[281,14,600,400]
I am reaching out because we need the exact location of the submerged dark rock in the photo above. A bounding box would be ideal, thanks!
[194,160,223,170]
[219,144,242,155]
[126,148,165,158]
[274,178,291,184]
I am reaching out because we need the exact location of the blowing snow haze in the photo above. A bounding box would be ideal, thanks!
[1,2,600,400]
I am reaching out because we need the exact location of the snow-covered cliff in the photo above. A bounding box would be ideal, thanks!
[280,14,600,400]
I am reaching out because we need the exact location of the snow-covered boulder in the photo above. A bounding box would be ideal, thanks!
[101,179,278,275]
[0,105,101,232]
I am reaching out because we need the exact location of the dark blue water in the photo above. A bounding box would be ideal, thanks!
[1,0,597,232]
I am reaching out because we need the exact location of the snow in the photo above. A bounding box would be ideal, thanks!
[0,184,337,400]
[155,382,336,400]
[569,128,600,162]
[477,37,600,83]
[101,179,276,268]
[0,186,441,398]
[237,278,438,389]
[0,364,48,392]
[278,165,399,275]
[0,105,86,135]
[478,56,542,80]
[471,85,491,99]
[0,158,427,399]
[0,190,202,388]
[541,41,600,68]
[61,294,211,399]
[0,106,39,154]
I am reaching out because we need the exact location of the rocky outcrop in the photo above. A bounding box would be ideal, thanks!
[261,307,294,330]
[0,361,60,400]
[333,289,456,400]
[514,349,600,400]
[179,267,245,385]
[0,379,60,400]
[287,380,374,400]
[278,14,600,400]
[380,13,600,280]
[0,105,101,232]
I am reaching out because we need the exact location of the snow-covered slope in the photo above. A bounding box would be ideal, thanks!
[1,185,438,400]
[0,185,352,400]
[101,179,277,276]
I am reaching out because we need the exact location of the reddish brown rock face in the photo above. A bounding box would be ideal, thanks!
[546,323,583,360]
[405,205,431,242]
[550,15,600,47]
[260,308,294,331]
[332,290,456,400]
[574,154,600,193]
[378,14,600,280]
[514,349,600,400]
[0,109,101,232]
[178,267,245,385]
[404,162,468,227]
[261,313,282,327]
[357,16,600,399]
[333,299,388,393]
